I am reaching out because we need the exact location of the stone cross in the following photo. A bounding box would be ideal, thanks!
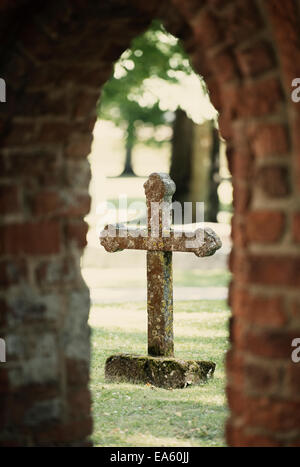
[100,173,221,358]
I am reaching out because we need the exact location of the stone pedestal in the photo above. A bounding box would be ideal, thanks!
[105,354,215,389]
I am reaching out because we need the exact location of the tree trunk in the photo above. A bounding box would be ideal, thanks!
[170,114,220,224]
[120,121,135,176]
[169,109,194,215]
[206,123,220,222]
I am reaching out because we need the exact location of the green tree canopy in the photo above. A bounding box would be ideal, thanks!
[98,20,194,142]
[97,20,213,175]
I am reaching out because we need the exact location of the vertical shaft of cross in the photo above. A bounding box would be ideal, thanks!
[144,173,176,357]
[147,250,174,357]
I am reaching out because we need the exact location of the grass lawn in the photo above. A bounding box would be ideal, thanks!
[90,299,229,447]
[82,268,231,290]
[174,269,231,288]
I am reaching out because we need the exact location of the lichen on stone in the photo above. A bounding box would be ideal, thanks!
[105,354,216,389]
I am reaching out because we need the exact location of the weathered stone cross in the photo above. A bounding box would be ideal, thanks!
[100,173,221,361]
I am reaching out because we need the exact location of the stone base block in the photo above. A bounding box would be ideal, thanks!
[105,354,216,389]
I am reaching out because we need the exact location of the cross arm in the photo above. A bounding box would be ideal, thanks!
[100,224,222,257]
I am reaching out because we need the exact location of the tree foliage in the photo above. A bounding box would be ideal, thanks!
[97,20,195,147]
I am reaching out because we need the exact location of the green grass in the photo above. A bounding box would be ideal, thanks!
[82,268,231,290]
[174,269,231,288]
[90,300,229,447]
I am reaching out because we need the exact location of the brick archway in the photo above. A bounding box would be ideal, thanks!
[0,0,299,447]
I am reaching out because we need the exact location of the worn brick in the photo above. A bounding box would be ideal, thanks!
[229,250,250,283]
[69,387,91,418]
[256,166,290,198]
[33,191,90,218]
[17,91,69,118]
[2,121,38,146]
[233,292,288,328]
[0,222,61,255]
[219,84,240,140]
[248,255,300,287]
[228,148,254,180]
[0,299,8,328]
[65,221,88,249]
[226,348,244,388]
[245,397,300,432]
[66,358,90,387]
[238,78,283,118]
[265,0,300,86]
[35,257,77,287]
[4,150,62,188]
[249,123,289,158]
[291,300,300,323]
[246,211,285,243]
[210,51,237,83]
[242,328,300,359]
[35,416,93,446]
[62,194,91,218]
[287,360,300,401]
[226,421,282,447]
[0,259,27,288]
[171,0,205,19]
[292,114,300,193]
[293,213,300,243]
[233,183,251,214]
[192,10,222,49]
[0,185,20,214]
[72,92,98,119]
[223,0,263,44]
[231,218,247,247]
[245,362,282,395]
[250,295,287,327]
[236,41,275,77]
[204,76,222,113]
[208,0,234,10]
[37,122,72,144]
[33,191,60,216]
[226,386,246,417]
[65,135,93,159]
[7,383,60,424]
[65,160,91,189]
[0,369,10,394]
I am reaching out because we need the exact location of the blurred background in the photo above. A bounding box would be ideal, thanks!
[81,20,232,304]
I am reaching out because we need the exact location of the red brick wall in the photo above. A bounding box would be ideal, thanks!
[0,0,299,446]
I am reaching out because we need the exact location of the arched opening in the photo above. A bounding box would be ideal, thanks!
[82,20,231,446]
